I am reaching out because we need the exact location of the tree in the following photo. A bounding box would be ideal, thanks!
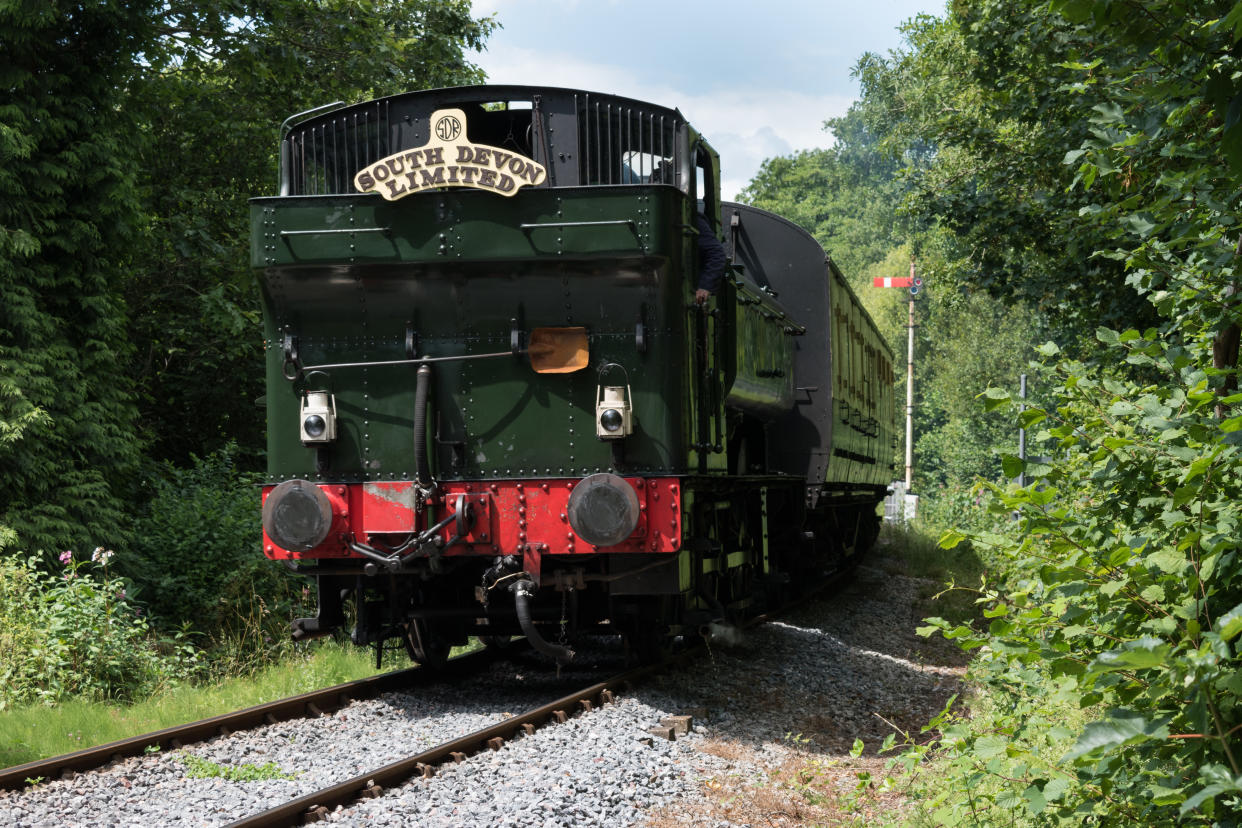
[126,0,497,468]
[888,1,1242,821]
[0,1,152,554]
[848,4,1159,347]
[1,0,497,555]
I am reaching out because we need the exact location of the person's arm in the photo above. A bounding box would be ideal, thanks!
[695,214,725,304]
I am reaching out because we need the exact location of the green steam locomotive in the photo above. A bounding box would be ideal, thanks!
[252,85,896,665]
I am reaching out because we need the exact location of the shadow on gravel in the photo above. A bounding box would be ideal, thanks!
[640,560,968,759]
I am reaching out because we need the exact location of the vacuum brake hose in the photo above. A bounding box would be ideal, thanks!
[511,579,574,665]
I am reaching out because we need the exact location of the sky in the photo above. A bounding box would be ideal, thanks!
[467,0,946,200]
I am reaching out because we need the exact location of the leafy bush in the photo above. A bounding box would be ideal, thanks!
[0,552,199,708]
[913,334,1242,823]
[126,444,313,673]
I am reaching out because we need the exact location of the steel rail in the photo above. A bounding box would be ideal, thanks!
[226,566,858,827]
[226,661,659,827]
[0,647,502,790]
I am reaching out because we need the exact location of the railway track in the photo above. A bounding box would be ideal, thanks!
[223,576,851,826]
[227,660,664,827]
[0,571,861,827]
[0,647,504,791]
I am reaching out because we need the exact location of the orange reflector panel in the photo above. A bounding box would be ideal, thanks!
[529,327,589,373]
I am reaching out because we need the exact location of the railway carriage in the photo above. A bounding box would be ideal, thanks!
[252,85,896,665]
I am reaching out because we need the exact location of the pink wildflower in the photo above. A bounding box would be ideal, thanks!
[58,550,73,565]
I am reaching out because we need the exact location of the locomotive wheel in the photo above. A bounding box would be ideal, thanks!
[407,619,451,669]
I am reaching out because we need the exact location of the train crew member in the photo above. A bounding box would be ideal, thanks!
[695,212,726,305]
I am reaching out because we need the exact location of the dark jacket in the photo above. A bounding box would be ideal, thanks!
[695,213,726,294]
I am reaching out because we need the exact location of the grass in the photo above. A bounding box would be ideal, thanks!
[0,639,384,769]
[878,519,989,629]
[178,752,297,781]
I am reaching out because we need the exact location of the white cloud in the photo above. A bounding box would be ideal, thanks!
[473,43,850,199]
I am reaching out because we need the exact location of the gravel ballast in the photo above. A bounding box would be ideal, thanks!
[0,551,964,827]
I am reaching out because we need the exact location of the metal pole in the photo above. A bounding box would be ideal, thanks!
[905,261,916,491]
[1018,373,1027,488]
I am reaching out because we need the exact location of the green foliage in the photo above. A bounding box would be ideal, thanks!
[919,333,1242,822]
[2,0,498,561]
[178,753,296,781]
[915,290,1042,490]
[0,639,381,768]
[0,0,150,553]
[124,0,497,468]
[848,2,1157,343]
[812,1,1242,822]
[738,116,905,280]
[126,445,312,670]
[0,552,200,708]
[1,1,497,698]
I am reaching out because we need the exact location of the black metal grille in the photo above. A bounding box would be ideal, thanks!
[278,89,685,195]
[281,101,390,196]
[576,93,681,186]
